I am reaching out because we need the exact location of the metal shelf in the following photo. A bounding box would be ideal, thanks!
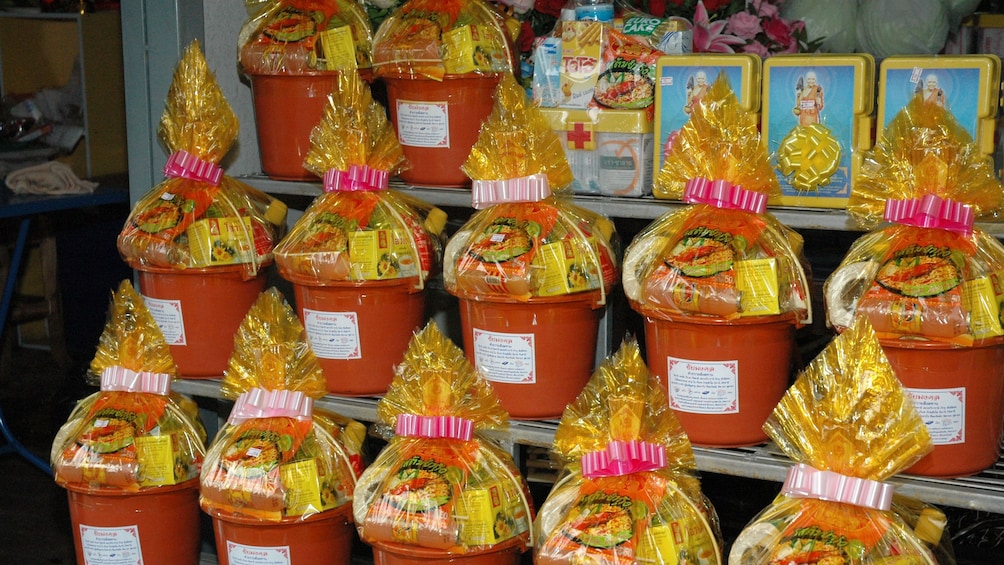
[172,378,1004,515]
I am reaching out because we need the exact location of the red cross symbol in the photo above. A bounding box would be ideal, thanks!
[567,121,593,150]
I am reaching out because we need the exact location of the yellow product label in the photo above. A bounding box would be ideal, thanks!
[735,257,780,316]
[391,517,421,544]
[455,482,525,546]
[135,434,176,487]
[559,21,604,108]
[187,216,254,267]
[348,229,399,280]
[962,275,1004,338]
[636,523,681,564]
[443,25,496,75]
[534,240,595,297]
[280,459,322,517]
[319,26,358,71]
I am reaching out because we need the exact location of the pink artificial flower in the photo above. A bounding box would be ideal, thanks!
[762,16,794,45]
[725,11,762,39]
[750,0,780,18]
[742,41,769,57]
[691,0,746,53]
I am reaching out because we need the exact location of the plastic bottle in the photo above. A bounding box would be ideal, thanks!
[575,0,615,23]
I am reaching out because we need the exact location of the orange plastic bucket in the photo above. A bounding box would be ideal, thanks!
[457,292,603,419]
[382,73,502,188]
[210,506,354,565]
[371,536,526,564]
[639,308,796,447]
[881,338,1004,478]
[66,479,201,565]
[249,71,373,181]
[291,277,426,396]
[134,263,268,378]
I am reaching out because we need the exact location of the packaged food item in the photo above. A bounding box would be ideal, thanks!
[352,321,534,558]
[238,0,374,75]
[117,41,286,278]
[534,338,722,564]
[51,280,206,492]
[199,289,360,522]
[616,1,692,54]
[273,69,445,287]
[729,317,953,564]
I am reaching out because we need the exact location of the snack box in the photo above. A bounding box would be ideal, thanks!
[540,107,654,197]
[653,53,761,177]
[877,55,1001,155]
[763,53,875,209]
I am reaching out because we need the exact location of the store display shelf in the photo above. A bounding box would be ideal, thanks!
[172,378,1004,514]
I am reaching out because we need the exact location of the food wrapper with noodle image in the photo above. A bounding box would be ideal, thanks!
[117,41,287,279]
[824,95,1004,346]
[238,0,374,76]
[624,73,811,324]
[274,69,446,288]
[534,338,723,565]
[199,288,360,522]
[352,321,535,555]
[729,317,954,565]
[51,280,206,493]
[371,0,515,81]
[444,73,620,302]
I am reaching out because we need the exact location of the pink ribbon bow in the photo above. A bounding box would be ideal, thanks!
[228,388,314,425]
[580,440,668,478]
[163,150,223,186]
[100,367,172,396]
[782,463,895,511]
[883,194,974,236]
[395,414,474,441]
[683,177,767,214]
[323,164,389,193]
[471,173,551,210]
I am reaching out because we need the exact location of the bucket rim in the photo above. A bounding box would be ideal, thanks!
[456,289,606,309]
[63,477,200,497]
[379,71,506,82]
[284,274,425,292]
[878,335,1004,350]
[635,303,798,327]
[129,260,272,277]
[208,502,353,526]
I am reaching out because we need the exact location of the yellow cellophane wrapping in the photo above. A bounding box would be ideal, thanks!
[238,0,373,76]
[51,280,206,493]
[371,0,513,81]
[118,41,285,278]
[274,70,446,286]
[199,288,359,522]
[352,321,534,555]
[444,74,620,302]
[534,339,723,565]
[730,317,942,564]
[823,96,1004,346]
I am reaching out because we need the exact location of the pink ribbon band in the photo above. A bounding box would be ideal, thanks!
[581,440,667,478]
[100,367,172,396]
[883,195,974,236]
[323,164,389,193]
[228,388,313,425]
[782,463,895,511]
[395,414,473,441]
[471,173,551,210]
[163,150,223,186]
[683,177,767,214]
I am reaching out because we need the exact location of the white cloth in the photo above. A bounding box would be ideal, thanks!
[4,161,97,195]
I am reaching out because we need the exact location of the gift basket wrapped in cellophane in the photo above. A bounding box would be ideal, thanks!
[352,321,534,563]
[534,338,723,564]
[199,288,362,524]
[51,279,206,492]
[729,317,957,564]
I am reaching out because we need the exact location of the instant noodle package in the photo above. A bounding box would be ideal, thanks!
[274,69,446,396]
[623,73,811,447]
[238,0,375,180]
[52,280,206,565]
[534,338,723,564]
[444,73,620,419]
[729,317,955,565]
[118,41,287,377]
[823,95,1004,477]
[200,288,363,564]
[353,321,534,564]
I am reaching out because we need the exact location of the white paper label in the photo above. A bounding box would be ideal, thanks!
[303,308,361,359]
[142,295,185,346]
[907,387,966,445]
[79,524,143,565]
[226,541,292,565]
[472,328,535,384]
[396,100,450,148]
[667,356,739,414]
